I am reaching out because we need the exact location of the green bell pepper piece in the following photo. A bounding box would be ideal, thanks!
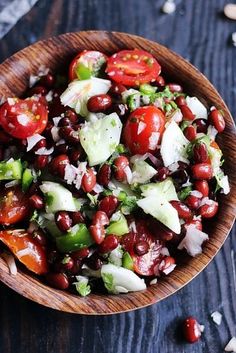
[56,223,93,252]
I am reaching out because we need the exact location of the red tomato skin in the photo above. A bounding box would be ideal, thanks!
[0,97,48,139]
[0,230,48,275]
[123,106,165,155]
[0,187,29,225]
[106,49,161,87]
[69,50,107,81]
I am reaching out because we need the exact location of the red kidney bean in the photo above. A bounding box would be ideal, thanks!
[209,108,225,132]
[134,240,149,256]
[0,130,13,144]
[180,105,195,121]
[183,317,202,343]
[171,169,188,185]
[39,73,55,88]
[149,220,174,241]
[65,109,79,124]
[87,94,112,112]
[32,229,48,246]
[191,163,213,180]
[58,117,72,127]
[71,247,90,260]
[170,201,192,220]
[184,219,202,231]
[68,148,82,165]
[47,250,59,264]
[54,143,69,155]
[29,194,44,210]
[168,83,183,93]
[92,211,109,227]
[198,201,218,218]
[46,272,69,290]
[155,76,166,87]
[69,259,82,275]
[112,103,128,117]
[194,180,209,197]
[159,256,175,273]
[175,96,186,107]
[193,142,208,163]
[29,86,48,96]
[98,234,119,254]
[113,156,129,182]
[32,138,47,152]
[59,126,80,145]
[70,211,85,225]
[34,155,49,170]
[184,125,197,141]
[109,83,126,97]
[60,256,74,271]
[43,121,54,140]
[194,118,208,133]
[155,166,169,181]
[99,196,119,218]
[55,211,72,232]
[81,168,96,193]
[49,154,69,178]
[89,224,105,244]
[85,253,103,270]
[97,163,111,186]
[185,195,201,210]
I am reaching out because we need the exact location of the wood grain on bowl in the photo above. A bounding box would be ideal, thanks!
[0,31,235,315]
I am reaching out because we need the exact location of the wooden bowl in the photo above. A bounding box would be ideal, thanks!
[0,31,235,315]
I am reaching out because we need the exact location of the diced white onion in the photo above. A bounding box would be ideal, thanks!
[162,263,176,275]
[93,184,104,194]
[160,247,170,257]
[186,96,208,120]
[207,125,218,140]
[171,109,183,123]
[150,278,157,285]
[149,132,160,150]
[16,248,32,258]
[225,337,236,352]
[129,221,137,233]
[199,197,214,207]
[124,166,133,184]
[27,134,45,152]
[5,180,20,188]
[51,126,61,142]
[1,252,17,275]
[190,190,203,198]
[137,121,147,135]
[64,164,78,185]
[17,114,29,126]
[211,311,222,326]
[45,90,53,102]
[168,162,179,173]
[178,224,208,257]
[35,146,54,155]
[52,116,63,127]
[220,175,230,195]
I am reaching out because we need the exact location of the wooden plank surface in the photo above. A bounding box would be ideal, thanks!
[0,0,235,352]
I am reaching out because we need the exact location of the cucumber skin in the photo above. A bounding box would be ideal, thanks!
[0,159,22,180]
[106,214,129,236]
[56,224,93,252]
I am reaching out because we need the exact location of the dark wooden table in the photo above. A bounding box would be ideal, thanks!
[0,1,235,352]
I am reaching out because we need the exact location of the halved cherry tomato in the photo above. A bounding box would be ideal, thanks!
[123,106,165,154]
[69,50,107,81]
[0,230,48,274]
[106,49,161,86]
[0,187,29,225]
[121,220,163,276]
[0,97,48,139]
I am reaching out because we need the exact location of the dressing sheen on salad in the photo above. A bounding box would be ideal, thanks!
[0,49,230,296]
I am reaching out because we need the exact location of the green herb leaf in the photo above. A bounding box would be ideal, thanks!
[178,186,192,201]
[74,276,91,297]
[101,272,114,293]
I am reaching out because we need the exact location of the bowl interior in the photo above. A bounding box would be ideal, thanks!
[0,31,235,314]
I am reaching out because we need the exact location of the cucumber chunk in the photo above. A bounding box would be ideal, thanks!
[106,212,129,236]
[0,159,22,180]
[39,181,77,213]
[22,168,34,192]
[79,113,122,166]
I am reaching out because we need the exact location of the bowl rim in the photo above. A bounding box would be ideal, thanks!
[0,30,235,315]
